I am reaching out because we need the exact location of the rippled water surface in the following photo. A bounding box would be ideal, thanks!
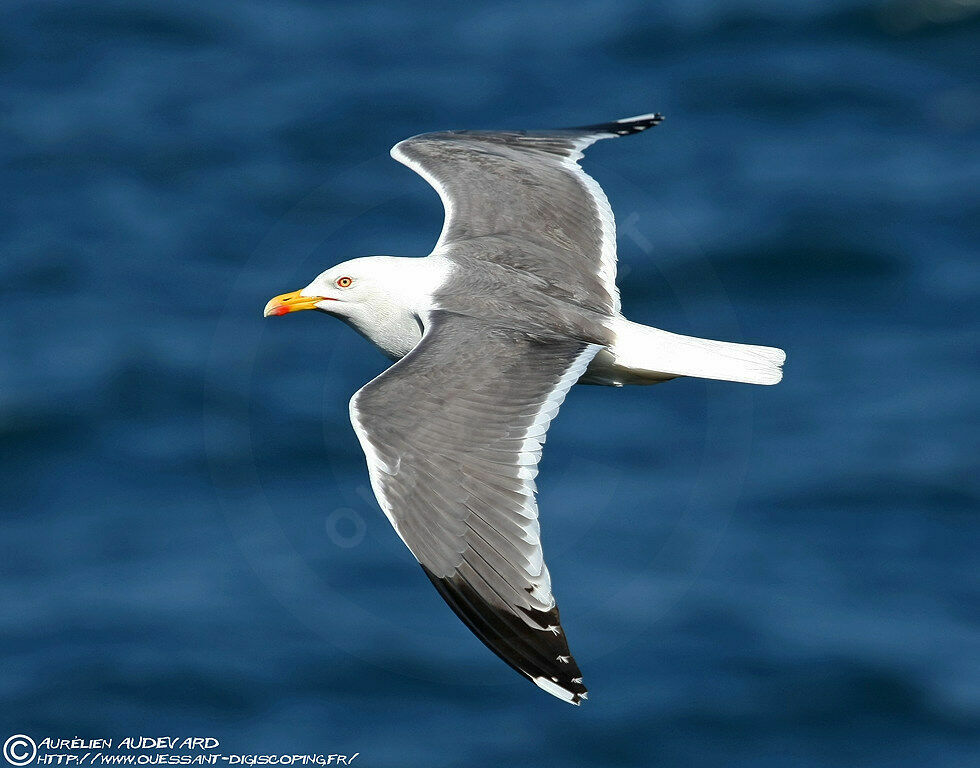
[1,1,977,766]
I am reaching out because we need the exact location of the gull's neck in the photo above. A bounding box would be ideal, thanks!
[381,254,452,315]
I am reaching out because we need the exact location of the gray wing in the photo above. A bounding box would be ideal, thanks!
[349,311,600,704]
[391,113,664,317]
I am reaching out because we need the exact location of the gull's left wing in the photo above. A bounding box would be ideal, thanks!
[349,311,599,704]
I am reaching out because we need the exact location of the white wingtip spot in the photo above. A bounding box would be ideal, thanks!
[533,676,582,705]
[616,112,661,123]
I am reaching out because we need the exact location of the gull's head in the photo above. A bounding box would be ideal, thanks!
[263,256,414,320]
[263,255,442,360]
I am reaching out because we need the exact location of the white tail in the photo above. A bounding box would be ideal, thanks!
[586,318,785,386]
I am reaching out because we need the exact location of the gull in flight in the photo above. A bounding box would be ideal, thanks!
[264,114,785,704]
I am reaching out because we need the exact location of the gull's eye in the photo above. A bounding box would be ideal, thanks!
[336,276,353,288]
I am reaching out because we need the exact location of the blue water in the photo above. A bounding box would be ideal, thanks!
[1,1,977,765]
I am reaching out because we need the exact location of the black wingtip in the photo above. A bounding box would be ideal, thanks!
[421,564,588,705]
[574,112,665,137]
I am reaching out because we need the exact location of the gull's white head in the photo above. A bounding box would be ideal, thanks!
[264,255,445,360]
[263,256,414,317]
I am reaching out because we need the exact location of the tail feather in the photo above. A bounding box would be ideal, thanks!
[601,319,785,386]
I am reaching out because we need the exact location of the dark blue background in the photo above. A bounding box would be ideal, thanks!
[1,1,977,766]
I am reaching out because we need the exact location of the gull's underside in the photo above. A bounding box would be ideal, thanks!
[265,113,786,704]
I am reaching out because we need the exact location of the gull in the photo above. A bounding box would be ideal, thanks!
[263,114,785,704]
